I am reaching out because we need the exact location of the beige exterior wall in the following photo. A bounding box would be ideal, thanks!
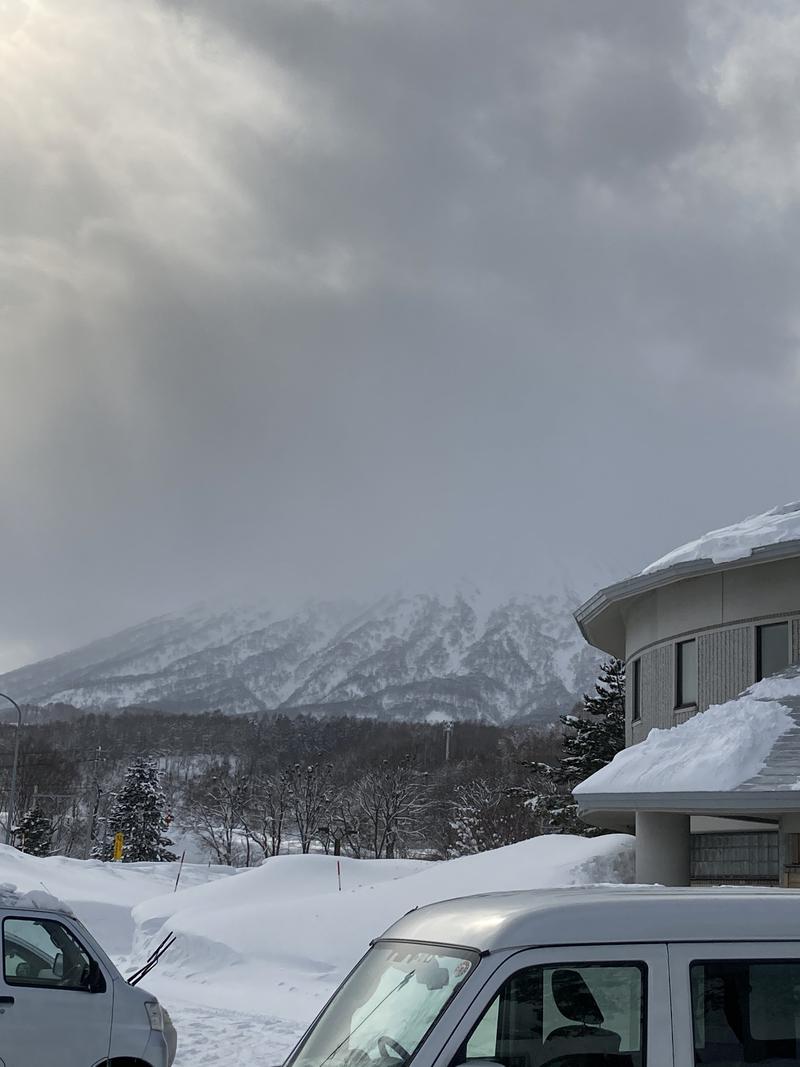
[625,557,800,745]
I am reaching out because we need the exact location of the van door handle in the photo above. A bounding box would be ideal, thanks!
[0,997,14,1004]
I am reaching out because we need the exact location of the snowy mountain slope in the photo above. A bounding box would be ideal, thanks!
[0,590,602,723]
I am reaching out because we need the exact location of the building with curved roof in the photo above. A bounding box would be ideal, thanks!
[573,502,800,887]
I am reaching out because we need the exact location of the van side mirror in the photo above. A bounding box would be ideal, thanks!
[52,952,64,979]
[87,959,106,994]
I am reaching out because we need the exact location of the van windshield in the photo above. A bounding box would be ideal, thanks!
[287,941,479,1067]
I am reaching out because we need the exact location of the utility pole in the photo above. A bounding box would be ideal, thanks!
[85,746,102,859]
[444,721,453,762]
[0,693,22,846]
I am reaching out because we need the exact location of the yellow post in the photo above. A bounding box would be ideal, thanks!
[112,832,124,861]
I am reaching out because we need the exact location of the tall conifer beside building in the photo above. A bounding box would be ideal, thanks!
[533,658,625,835]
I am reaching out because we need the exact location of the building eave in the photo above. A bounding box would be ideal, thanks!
[576,789,800,835]
[574,538,800,657]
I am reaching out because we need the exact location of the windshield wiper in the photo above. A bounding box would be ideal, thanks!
[127,931,176,987]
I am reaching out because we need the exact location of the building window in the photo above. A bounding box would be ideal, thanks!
[676,639,697,707]
[632,659,642,722]
[756,622,790,682]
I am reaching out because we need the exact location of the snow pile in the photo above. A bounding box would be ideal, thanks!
[0,845,236,954]
[0,884,75,914]
[576,674,797,795]
[641,500,800,575]
[132,835,633,1051]
[0,836,634,1066]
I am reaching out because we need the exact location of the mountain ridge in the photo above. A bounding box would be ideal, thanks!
[0,590,602,724]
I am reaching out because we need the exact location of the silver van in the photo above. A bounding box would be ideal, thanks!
[0,900,175,1067]
[285,885,800,1067]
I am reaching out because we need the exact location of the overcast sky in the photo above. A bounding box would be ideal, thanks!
[3,0,800,668]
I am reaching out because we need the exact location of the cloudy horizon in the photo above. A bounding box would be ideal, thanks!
[3,1,800,670]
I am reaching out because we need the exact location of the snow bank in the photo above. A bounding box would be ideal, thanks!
[642,500,800,575]
[575,675,797,795]
[133,836,633,1031]
[0,846,236,954]
[0,835,634,1066]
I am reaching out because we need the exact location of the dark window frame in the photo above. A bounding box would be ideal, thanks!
[689,957,800,1064]
[675,638,698,709]
[632,659,642,723]
[755,621,790,682]
[455,958,649,1067]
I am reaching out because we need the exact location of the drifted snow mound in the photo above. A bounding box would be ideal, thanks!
[132,835,633,1029]
[642,500,800,575]
[0,845,236,955]
[576,673,797,795]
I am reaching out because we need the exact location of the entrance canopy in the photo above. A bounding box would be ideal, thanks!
[575,666,800,832]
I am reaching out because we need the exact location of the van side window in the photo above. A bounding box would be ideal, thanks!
[691,959,800,1064]
[3,917,101,992]
[457,961,646,1067]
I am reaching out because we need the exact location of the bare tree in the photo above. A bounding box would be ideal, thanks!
[451,777,538,856]
[352,757,430,858]
[184,765,250,866]
[320,783,366,857]
[242,771,290,858]
[285,763,333,853]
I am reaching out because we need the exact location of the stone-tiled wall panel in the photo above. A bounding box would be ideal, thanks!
[631,643,673,743]
[697,626,753,713]
[691,831,778,885]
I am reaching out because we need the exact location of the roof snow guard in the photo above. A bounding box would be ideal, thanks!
[575,667,800,831]
[575,502,800,656]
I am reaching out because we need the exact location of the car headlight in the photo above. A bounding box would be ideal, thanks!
[145,1000,164,1032]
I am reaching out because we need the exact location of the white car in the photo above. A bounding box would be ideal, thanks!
[0,897,175,1067]
[284,885,800,1067]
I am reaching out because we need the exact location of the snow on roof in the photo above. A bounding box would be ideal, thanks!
[574,671,800,796]
[0,883,75,915]
[641,501,800,576]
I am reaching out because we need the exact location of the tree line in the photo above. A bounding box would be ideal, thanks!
[3,660,625,862]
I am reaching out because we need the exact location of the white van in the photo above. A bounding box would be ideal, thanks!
[284,885,800,1067]
[0,898,175,1067]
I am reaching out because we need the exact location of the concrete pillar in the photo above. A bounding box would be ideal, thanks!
[635,812,691,886]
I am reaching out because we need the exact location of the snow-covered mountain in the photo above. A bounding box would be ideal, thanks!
[0,590,602,723]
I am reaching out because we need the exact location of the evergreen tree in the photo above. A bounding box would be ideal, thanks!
[532,658,625,836]
[17,804,53,857]
[99,757,176,862]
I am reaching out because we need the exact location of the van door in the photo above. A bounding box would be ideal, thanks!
[669,941,800,1066]
[0,914,113,1067]
[427,943,673,1067]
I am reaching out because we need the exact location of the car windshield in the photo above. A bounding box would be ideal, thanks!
[287,941,479,1067]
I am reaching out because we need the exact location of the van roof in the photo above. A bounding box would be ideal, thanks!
[379,885,800,953]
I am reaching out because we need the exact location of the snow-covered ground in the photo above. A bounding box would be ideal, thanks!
[0,835,633,1065]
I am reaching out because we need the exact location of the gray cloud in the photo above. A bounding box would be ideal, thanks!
[2,0,800,667]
